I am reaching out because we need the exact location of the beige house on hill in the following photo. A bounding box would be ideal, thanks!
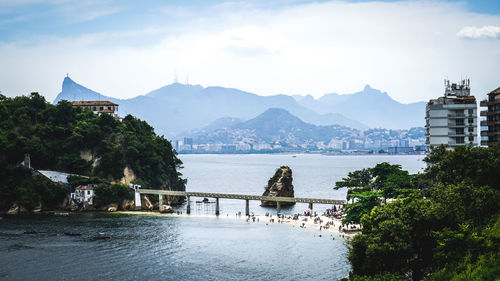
[71,101,119,118]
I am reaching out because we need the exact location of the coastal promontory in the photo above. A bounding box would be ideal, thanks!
[0,93,186,213]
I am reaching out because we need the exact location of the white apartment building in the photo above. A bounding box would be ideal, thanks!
[425,80,477,151]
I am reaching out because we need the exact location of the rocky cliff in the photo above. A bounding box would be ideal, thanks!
[261,166,296,206]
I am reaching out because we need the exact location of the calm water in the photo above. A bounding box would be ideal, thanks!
[179,154,426,215]
[0,154,425,281]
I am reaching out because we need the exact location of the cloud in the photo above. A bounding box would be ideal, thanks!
[70,6,122,23]
[457,25,500,39]
[1,0,500,106]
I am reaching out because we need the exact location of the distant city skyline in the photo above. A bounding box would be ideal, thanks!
[1,0,499,103]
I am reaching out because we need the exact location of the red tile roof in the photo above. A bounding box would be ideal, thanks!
[71,101,118,106]
[75,185,95,190]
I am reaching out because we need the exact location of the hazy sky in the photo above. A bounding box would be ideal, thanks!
[1,0,499,103]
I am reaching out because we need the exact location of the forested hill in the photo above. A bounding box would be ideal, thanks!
[0,93,185,198]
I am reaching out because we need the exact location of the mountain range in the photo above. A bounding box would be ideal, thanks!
[187,108,356,145]
[53,77,426,138]
[293,85,426,128]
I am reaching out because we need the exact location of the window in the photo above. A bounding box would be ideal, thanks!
[468,127,474,133]
[456,137,464,144]
[468,109,473,115]
[468,118,474,124]
[108,106,112,110]
[93,107,96,111]
[100,107,103,111]
[469,136,474,142]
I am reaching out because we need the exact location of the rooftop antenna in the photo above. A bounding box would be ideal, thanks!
[186,73,189,85]
[174,71,178,84]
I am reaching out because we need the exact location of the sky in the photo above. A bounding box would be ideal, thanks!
[0,0,499,104]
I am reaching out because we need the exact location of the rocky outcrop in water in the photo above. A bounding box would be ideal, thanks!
[7,203,29,215]
[261,166,295,207]
[159,205,174,213]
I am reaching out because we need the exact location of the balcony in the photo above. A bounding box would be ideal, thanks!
[480,96,500,106]
[481,140,499,146]
[480,111,495,116]
[480,120,500,126]
[481,131,500,137]
[447,114,474,119]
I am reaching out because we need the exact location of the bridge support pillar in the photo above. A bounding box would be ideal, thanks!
[186,196,191,214]
[245,199,249,216]
[158,195,163,206]
[308,202,313,213]
[215,198,220,216]
[277,201,281,213]
[134,191,142,210]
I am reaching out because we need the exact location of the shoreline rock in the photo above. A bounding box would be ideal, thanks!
[159,205,174,213]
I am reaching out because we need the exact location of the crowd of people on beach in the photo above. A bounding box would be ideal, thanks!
[172,204,360,233]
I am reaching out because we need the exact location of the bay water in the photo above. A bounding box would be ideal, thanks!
[0,154,425,280]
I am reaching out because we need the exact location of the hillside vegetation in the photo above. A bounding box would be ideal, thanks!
[0,93,185,211]
[337,145,500,281]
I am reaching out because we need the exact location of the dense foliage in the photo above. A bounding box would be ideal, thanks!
[94,183,132,206]
[0,93,185,210]
[335,162,420,224]
[338,145,500,280]
[0,166,67,210]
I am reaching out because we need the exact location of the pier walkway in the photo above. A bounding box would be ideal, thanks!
[135,189,346,216]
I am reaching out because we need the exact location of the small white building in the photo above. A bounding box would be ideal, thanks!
[71,185,96,205]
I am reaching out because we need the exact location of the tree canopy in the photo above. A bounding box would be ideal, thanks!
[341,145,500,281]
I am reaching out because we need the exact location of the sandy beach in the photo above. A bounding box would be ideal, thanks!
[116,211,361,237]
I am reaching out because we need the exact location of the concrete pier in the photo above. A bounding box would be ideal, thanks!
[158,195,163,206]
[186,196,191,214]
[136,189,346,216]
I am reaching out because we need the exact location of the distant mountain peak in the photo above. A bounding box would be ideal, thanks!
[62,76,76,90]
[263,107,292,115]
[364,84,372,91]
[54,76,118,105]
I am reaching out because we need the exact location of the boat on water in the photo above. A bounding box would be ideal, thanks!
[93,233,110,240]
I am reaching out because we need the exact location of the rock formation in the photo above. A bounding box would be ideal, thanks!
[159,205,174,213]
[106,203,118,212]
[7,203,29,215]
[120,199,135,211]
[261,166,296,207]
[141,195,153,210]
